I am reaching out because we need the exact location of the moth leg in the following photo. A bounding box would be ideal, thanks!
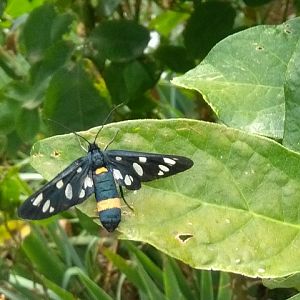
[119,185,134,211]
[104,130,120,150]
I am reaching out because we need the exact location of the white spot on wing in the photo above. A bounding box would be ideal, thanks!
[32,193,43,206]
[163,157,176,165]
[159,165,169,172]
[42,199,50,213]
[49,206,55,213]
[133,162,143,176]
[116,156,122,161]
[79,189,85,198]
[84,176,93,188]
[77,167,82,173]
[113,169,123,180]
[124,175,132,186]
[158,171,164,176]
[139,156,147,163]
[56,180,63,189]
[65,183,73,200]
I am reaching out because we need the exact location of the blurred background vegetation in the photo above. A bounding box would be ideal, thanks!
[0,0,299,299]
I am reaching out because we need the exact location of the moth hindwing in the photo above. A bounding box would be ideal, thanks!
[19,135,193,232]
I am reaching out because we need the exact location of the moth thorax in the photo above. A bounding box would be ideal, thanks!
[91,150,105,168]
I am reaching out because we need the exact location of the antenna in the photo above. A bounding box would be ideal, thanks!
[93,103,124,144]
[45,118,91,145]
[45,103,124,146]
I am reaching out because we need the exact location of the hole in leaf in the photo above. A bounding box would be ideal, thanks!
[256,45,264,51]
[176,233,194,243]
[51,150,61,158]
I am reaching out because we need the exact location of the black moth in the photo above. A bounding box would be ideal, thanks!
[18,128,193,232]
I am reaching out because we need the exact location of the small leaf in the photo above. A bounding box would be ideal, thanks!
[104,60,158,104]
[90,20,150,62]
[21,3,73,63]
[155,46,195,73]
[150,10,189,38]
[5,0,44,18]
[15,107,40,142]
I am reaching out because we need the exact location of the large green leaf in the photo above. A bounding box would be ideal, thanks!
[28,119,300,278]
[173,18,300,139]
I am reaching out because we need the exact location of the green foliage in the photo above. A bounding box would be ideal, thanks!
[1,1,300,299]
[173,18,300,140]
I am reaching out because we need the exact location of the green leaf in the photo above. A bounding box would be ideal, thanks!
[0,167,30,210]
[41,277,75,300]
[200,271,214,300]
[286,294,300,300]
[90,20,150,62]
[21,3,73,63]
[5,0,45,18]
[104,60,158,104]
[0,100,19,134]
[163,257,186,300]
[164,257,196,300]
[62,267,113,300]
[0,0,6,16]
[124,242,163,288]
[217,272,232,300]
[283,32,300,151]
[135,258,167,300]
[21,227,65,284]
[155,46,195,73]
[183,2,236,59]
[43,62,111,133]
[149,10,189,38]
[30,40,74,85]
[29,119,300,278]
[0,50,30,79]
[104,248,146,292]
[15,107,40,142]
[173,18,300,139]
[263,273,300,290]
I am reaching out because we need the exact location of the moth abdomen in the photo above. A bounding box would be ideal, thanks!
[93,167,121,232]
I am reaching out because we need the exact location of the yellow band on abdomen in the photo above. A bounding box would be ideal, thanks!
[95,167,108,175]
[97,198,121,212]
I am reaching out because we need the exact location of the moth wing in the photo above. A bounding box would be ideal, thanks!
[106,150,193,190]
[18,156,94,220]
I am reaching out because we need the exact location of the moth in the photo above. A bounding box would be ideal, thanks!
[18,126,193,232]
